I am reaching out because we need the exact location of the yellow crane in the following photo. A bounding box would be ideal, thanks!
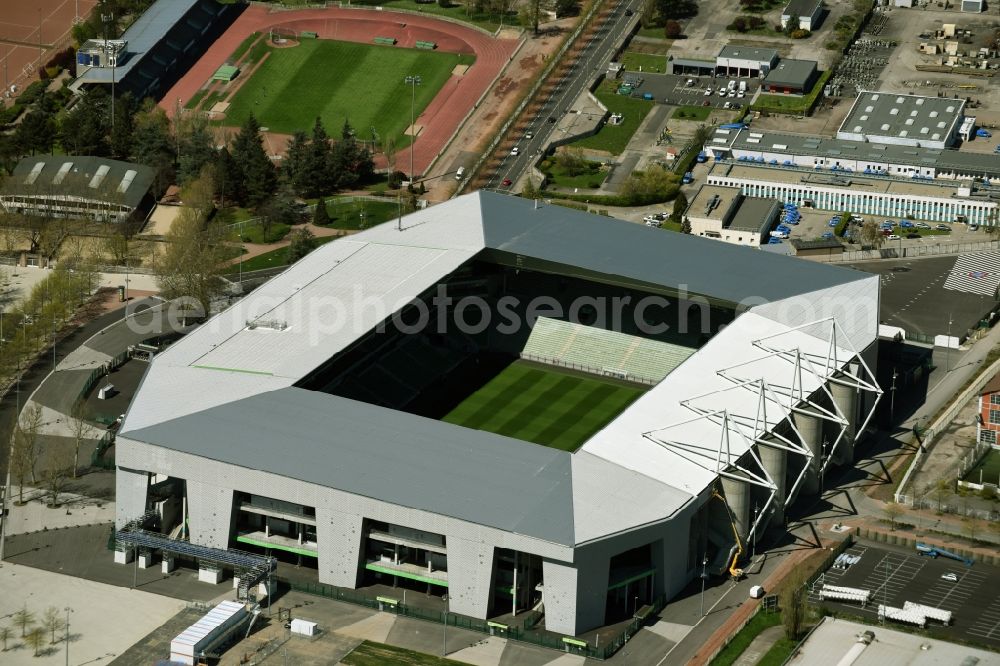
[712,489,745,580]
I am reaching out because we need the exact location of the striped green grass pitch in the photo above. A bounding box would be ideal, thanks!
[223,39,473,141]
[442,361,644,452]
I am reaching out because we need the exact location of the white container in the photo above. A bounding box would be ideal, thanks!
[290,619,317,636]
[198,567,223,584]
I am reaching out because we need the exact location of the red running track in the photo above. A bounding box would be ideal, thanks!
[162,5,518,177]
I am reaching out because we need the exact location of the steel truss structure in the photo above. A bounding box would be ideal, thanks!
[642,317,882,550]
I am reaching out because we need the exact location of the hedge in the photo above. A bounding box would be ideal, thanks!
[540,184,680,207]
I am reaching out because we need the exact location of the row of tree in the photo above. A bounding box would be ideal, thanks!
[0,605,68,656]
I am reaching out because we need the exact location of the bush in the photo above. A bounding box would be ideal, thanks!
[728,17,748,32]
[790,28,811,39]
[664,20,683,38]
[980,486,997,501]
[748,16,765,29]
[387,170,407,189]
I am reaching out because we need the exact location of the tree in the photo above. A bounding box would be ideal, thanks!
[664,19,683,38]
[176,113,217,185]
[12,606,35,637]
[24,627,44,657]
[0,625,10,650]
[931,479,951,512]
[283,131,309,195]
[672,191,688,223]
[784,14,799,35]
[212,147,243,208]
[779,574,806,640]
[313,197,330,226]
[330,119,374,191]
[301,117,333,197]
[41,607,62,644]
[681,215,692,234]
[555,0,578,17]
[155,170,229,314]
[110,92,137,160]
[15,111,56,155]
[60,89,109,156]
[554,147,589,176]
[231,113,278,208]
[42,450,73,508]
[621,164,678,201]
[257,187,300,241]
[860,220,886,249]
[12,403,43,498]
[132,101,176,197]
[655,0,698,20]
[286,228,318,264]
[884,500,902,530]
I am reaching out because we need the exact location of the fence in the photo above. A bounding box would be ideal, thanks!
[808,239,1000,264]
[894,493,999,523]
[519,352,656,385]
[284,577,662,659]
[895,353,1000,502]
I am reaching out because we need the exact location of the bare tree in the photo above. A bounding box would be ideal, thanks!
[0,625,11,650]
[12,606,34,637]
[70,401,91,479]
[860,220,886,249]
[10,426,35,505]
[964,517,980,542]
[24,626,44,656]
[41,607,62,644]
[884,500,902,530]
[931,479,951,512]
[18,402,44,485]
[41,450,73,508]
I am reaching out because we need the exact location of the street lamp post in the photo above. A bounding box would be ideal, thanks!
[64,607,72,666]
[752,504,759,560]
[820,440,828,492]
[890,367,898,423]
[700,555,708,617]
[946,313,953,372]
[404,75,422,184]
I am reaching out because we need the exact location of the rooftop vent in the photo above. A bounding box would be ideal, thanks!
[865,105,874,112]
[246,319,288,331]
[854,125,863,132]
[890,108,899,115]
[920,127,929,134]
[946,105,955,113]
[929,111,939,118]
[910,110,918,117]
[937,121,946,128]
[860,115,869,121]
[900,130,908,137]
[870,94,879,101]
[896,96,905,103]
[905,119,914,126]
[705,194,721,215]
[881,123,891,131]
[915,98,925,105]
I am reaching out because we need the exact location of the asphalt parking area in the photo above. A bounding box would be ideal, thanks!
[627,72,756,110]
[810,544,1000,648]
[847,256,996,340]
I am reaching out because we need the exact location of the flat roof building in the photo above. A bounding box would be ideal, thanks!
[837,91,966,149]
[685,185,780,246]
[707,161,997,225]
[781,0,823,31]
[762,59,818,94]
[0,155,155,223]
[716,45,779,78]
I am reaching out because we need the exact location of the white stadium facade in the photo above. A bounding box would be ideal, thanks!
[115,192,881,636]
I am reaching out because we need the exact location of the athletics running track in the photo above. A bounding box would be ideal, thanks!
[162,4,519,177]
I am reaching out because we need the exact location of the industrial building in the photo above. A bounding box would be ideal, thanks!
[762,59,819,95]
[976,373,1000,446]
[705,125,1000,181]
[0,156,155,222]
[961,0,984,12]
[71,0,239,100]
[836,91,965,149]
[781,0,823,31]
[115,192,880,637]
[706,162,998,225]
[685,185,781,246]
[716,45,779,78]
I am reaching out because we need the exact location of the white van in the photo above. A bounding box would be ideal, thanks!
[738,81,747,93]
[455,167,465,180]
[727,80,737,91]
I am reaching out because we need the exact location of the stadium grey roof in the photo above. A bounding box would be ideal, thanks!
[478,192,863,304]
[837,91,964,143]
[125,387,580,546]
[1,155,154,209]
[717,45,779,63]
[75,0,202,83]
[763,59,817,89]
[719,127,1000,178]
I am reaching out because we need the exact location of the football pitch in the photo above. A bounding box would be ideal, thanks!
[224,39,473,140]
[442,361,644,452]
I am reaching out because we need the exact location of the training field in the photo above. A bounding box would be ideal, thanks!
[443,361,644,452]
[224,39,473,140]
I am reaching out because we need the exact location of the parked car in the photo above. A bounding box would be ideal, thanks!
[510,146,520,156]
[704,89,713,97]
[821,232,834,239]
[935,224,951,231]
[501,177,512,186]
[724,101,732,109]
[969,223,980,231]
[887,234,900,240]
[941,572,958,582]
[915,222,931,229]
[525,131,534,139]
[906,233,920,239]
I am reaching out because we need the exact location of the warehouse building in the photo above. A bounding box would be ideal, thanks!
[836,91,965,149]
[685,185,781,246]
[71,0,240,101]
[762,59,819,95]
[114,192,880,637]
[0,155,154,222]
[962,0,984,11]
[707,162,998,225]
[716,45,779,78]
[705,126,1000,181]
[781,0,823,31]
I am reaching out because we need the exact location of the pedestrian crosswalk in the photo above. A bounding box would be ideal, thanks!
[942,252,1000,296]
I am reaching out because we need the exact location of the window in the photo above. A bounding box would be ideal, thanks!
[990,393,1000,405]
[982,429,996,445]
[990,409,1000,425]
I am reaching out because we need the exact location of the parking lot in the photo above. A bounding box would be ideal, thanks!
[809,544,1000,648]
[623,72,757,111]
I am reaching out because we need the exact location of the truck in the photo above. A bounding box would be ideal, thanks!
[738,81,747,94]
[682,171,694,184]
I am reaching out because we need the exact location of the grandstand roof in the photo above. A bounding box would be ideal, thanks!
[122,191,878,545]
[75,0,203,83]
[1,155,154,210]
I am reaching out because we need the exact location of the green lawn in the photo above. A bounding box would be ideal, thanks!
[751,69,832,115]
[540,160,606,189]
[342,640,468,666]
[442,361,643,452]
[964,449,1000,484]
[235,221,291,244]
[709,611,783,666]
[322,198,401,230]
[673,105,711,121]
[233,235,337,273]
[224,39,474,142]
[571,82,655,155]
[620,51,670,73]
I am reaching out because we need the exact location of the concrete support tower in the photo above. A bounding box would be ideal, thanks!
[792,412,822,496]
[720,475,751,544]
[758,440,787,526]
[830,368,859,465]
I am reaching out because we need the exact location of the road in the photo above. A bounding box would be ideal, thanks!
[482,0,643,189]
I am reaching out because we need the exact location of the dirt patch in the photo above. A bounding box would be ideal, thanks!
[268,37,300,49]
[451,64,470,76]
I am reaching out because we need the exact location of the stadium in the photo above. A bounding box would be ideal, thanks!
[115,192,881,636]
